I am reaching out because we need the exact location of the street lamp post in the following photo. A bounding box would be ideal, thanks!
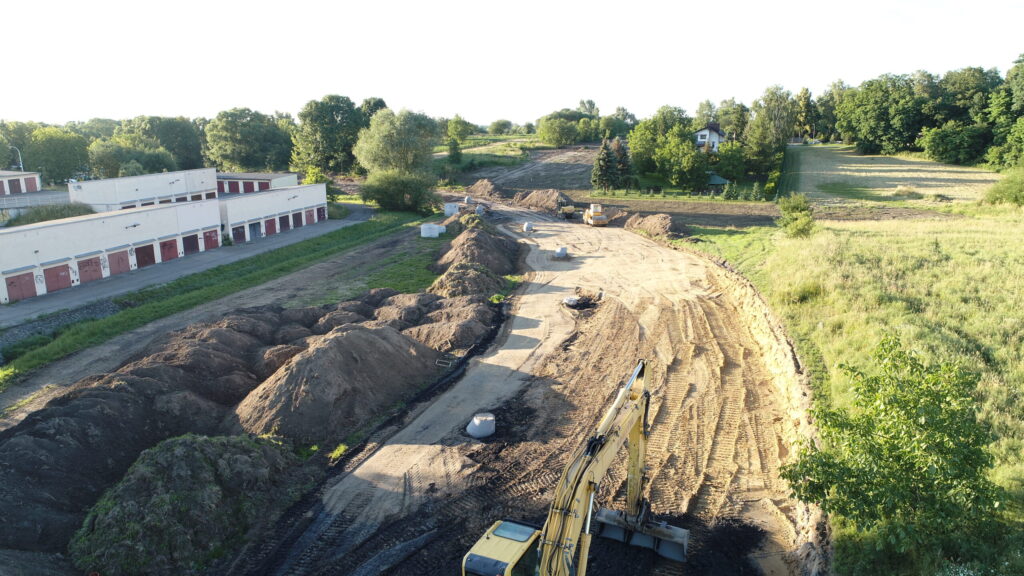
[8,146,24,171]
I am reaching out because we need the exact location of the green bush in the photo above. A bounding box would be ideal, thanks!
[777,193,815,238]
[984,167,1024,206]
[360,169,439,215]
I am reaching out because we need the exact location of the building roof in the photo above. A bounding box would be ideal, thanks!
[695,124,726,138]
[217,172,295,181]
[217,183,322,202]
[0,200,215,236]
[0,171,39,178]
[707,173,730,186]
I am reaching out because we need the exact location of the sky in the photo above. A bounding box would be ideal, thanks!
[3,0,1022,126]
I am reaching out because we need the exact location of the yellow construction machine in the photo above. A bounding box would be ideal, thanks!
[556,198,576,220]
[462,360,688,576]
[582,204,608,227]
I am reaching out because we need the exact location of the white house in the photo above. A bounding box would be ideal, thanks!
[1,201,221,304]
[218,183,328,243]
[68,168,218,212]
[695,122,727,152]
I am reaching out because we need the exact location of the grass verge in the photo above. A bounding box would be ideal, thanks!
[0,212,428,393]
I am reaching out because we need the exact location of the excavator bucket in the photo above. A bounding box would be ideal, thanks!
[592,508,689,562]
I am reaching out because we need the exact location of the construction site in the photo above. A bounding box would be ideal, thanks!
[0,150,826,576]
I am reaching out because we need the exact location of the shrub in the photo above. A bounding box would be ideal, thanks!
[777,193,815,238]
[984,167,1024,206]
[5,202,95,227]
[360,169,440,215]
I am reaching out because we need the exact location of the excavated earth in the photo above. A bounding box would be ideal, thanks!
[226,207,825,576]
[0,218,515,573]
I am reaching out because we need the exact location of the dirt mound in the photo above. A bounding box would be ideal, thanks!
[402,298,497,352]
[624,213,686,238]
[434,228,518,276]
[230,325,444,444]
[466,178,505,199]
[429,262,505,298]
[512,188,572,212]
[69,434,316,576]
[0,310,282,553]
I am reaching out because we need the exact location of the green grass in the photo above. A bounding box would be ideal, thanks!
[363,236,444,293]
[5,202,95,226]
[326,203,350,219]
[0,212,429,393]
[816,181,923,202]
[688,151,1024,574]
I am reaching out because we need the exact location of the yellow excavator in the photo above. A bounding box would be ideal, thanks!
[462,360,688,576]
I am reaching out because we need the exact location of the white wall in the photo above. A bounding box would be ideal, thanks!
[0,201,220,303]
[68,168,217,211]
[219,184,327,241]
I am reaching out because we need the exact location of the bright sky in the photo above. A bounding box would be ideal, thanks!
[5,0,1022,126]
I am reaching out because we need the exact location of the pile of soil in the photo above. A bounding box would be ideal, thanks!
[465,178,505,200]
[429,215,518,299]
[69,434,317,576]
[624,213,686,238]
[230,324,444,445]
[512,188,573,212]
[0,311,282,552]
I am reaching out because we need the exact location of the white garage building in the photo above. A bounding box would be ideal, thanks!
[217,172,299,195]
[68,168,218,212]
[1,201,221,303]
[1,171,43,195]
[219,184,328,243]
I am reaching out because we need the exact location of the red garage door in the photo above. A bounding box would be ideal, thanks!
[243,181,255,193]
[228,181,240,194]
[78,257,103,284]
[317,206,327,221]
[160,239,179,261]
[203,230,219,250]
[108,251,130,275]
[135,245,156,268]
[5,272,36,302]
[292,212,303,228]
[258,181,270,191]
[8,179,22,194]
[264,218,277,235]
[44,265,72,293]
[231,226,246,244]
[305,209,315,224]
[279,215,290,232]
[205,192,216,199]
[182,234,200,255]
[25,177,38,192]
[217,181,225,194]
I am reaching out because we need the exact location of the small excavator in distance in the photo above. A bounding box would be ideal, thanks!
[462,360,689,576]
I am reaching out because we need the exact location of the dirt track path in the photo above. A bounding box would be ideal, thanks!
[253,209,822,576]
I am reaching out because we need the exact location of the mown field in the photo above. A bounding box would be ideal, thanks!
[691,145,1023,575]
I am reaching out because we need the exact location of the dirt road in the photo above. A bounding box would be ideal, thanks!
[236,208,822,576]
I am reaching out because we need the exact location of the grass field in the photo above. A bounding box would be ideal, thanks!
[690,145,1024,574]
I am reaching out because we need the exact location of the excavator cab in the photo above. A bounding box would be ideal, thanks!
[462,520,540,576]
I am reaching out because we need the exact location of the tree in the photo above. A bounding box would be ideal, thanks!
[360,169,438,214]
[488,119,512,135]
[814,81,849,141]
[627,121,659,174]
[782,335,1000,553]
[353,109,438,174]
[938,67,1003,125]
[577,117,599,142]
[291,95,363,174]
[118,159,145,177]
[26,127,89,183]
[537,117,579,147]
[986,116,1024,168]
[715,141,746,182]
[447,137,462,165]
[301,166,339,202]
[794,87,816,138]
[717,98,749,141]
[1005,53,1024,115]
[577,99,599,117]
[66,118,120,141]
[591,139,616,191]
[776,193,814,237]
[599,116,628,139]
[693,100,717,130]
[654,125,709,191]
[359,97,388,127]
[836,75,927,154]
[447,115,474,145]
[610,137,634,188]
[88,137,177,178]
[116,116,203,170]
[744,86,795,175]
[920,121,990,165]
[205,108,292,171]
[1,121,42,168]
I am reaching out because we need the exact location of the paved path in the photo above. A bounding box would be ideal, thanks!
[0,203,373,329]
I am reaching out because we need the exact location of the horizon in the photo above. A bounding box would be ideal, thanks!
[5,0,1022,126]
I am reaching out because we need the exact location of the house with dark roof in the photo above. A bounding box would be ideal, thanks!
[695,122,727,152]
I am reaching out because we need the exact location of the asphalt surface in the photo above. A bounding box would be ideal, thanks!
[0,189,70,211]
[0,203,374,329]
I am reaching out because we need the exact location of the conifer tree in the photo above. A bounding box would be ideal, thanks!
[610,137,634,189]
[591,138,617,191]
